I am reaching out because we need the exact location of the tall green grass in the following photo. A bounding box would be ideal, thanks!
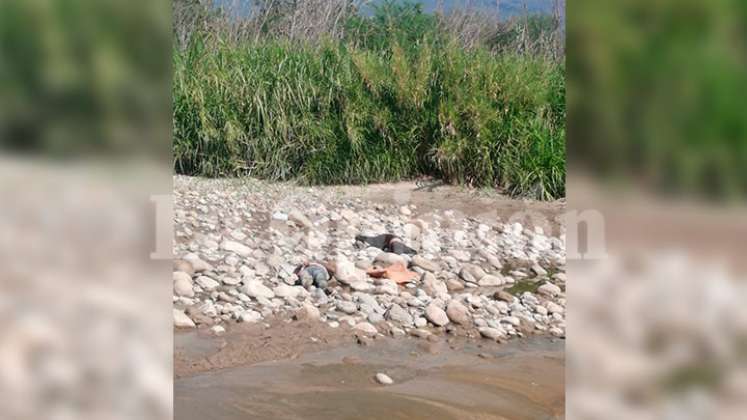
[173,34,565,199]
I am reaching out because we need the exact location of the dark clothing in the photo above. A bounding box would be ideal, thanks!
[355,234,417,255]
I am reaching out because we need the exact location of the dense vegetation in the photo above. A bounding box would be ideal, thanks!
[568,0,747,199]
[173,1,565,199]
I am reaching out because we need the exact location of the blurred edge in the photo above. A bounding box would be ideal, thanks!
[567,0,747,419]
[0,1,172,420]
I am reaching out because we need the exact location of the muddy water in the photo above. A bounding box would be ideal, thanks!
[175,335,564,420]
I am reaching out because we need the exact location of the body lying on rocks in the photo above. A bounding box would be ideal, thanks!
[294,262,330,291]
[355,234,417,255]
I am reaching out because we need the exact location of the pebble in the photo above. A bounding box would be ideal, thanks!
[375,373,394,385]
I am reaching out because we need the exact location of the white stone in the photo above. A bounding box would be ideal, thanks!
[195,276,220,291]
[221,240,252,256]
[538,282,562,297]
[375,373,394,385]
[173,309,195,328]
[239,310,262,323]
[354,322,378,335]
[478,326,505,341]
[274,284,302,299]
[239,280,275,299]
[173,272,194,297]
[425,303,449,326]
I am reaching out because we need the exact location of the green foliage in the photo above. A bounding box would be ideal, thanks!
[0,0,171,157]
[568,0,747,199]
[174,4,565,199]
[174,32,564,199]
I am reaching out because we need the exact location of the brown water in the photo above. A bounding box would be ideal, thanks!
[175,335,564,420]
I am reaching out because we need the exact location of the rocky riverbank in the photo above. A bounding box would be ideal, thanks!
[173,176,566,347]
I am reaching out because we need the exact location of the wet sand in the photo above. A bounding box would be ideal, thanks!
[175,334,564,419]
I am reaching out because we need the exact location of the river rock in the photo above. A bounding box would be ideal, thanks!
[386,303,413,326]
[337,301,358,315]
[173,271,194,297]
[460,264,486,283]
[374,252,407,268]
[183,252,214,271]
[444,278,463,292]
[173,309,195,328]
[375,373,394,385]
[532,263,548,276]
[239,280,275,299]
[173,260,195,276]
[538,282,562,297]
[478,274,504,287]
[478,326,505,341]
[335,256,367,284]
[239,310,262,323]
[354,322,378,335]
[494,290,515,302]
[425,303,449,326]
[422,272,447,297]
[289,209,313,229]
[446,300,470,325]
[274,284,302,299]
[411,255,439,272]
[546,301,564,314]
[221,240,252,257]
[295,303,321,321]
[195,276,220,291]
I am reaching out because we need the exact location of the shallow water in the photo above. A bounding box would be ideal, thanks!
[175,335,564,420]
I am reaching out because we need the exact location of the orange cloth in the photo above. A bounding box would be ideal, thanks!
[366,263,418,284]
